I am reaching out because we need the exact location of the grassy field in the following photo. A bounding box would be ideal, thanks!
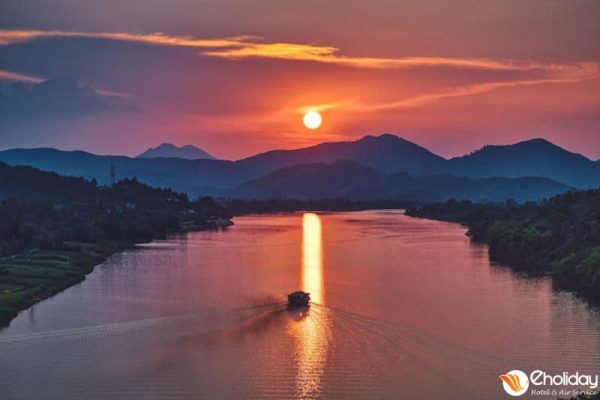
[0,241,131,327]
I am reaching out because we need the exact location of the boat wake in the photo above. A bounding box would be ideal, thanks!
[307,303,532,396]
[0,303,285,347]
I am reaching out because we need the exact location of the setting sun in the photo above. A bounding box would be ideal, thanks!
[303,111,322,130]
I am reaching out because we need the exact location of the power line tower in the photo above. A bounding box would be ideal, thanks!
[109,162,116,187]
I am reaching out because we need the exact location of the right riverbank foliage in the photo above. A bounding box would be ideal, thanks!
[0,162,232,326]
[406,188,600,304]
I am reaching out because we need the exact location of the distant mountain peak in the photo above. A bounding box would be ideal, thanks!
[477,137,559,152]
[137,143,215,160]
[520,137,553,145]
[360,133,409,142]
[237,133,446,175]
[507,137,562,150]
[358,133,435,151]
[445,136,598,188]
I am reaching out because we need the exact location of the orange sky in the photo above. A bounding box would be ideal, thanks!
[0,0,599,159]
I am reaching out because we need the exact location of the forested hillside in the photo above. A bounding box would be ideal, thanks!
[0,162,232,326]
[407,189,600,304]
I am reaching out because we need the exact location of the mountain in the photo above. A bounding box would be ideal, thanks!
[442,138,600,188]
[0,160,231,327]
[237,133,446,175]
[0,135,594,200]
[230,160,570,202]
[137,143,216,160]
[374,174,570,203]
[0,134,446,196]
[0,148,239,196]
[0,161,96,203]
[230,160,384,199]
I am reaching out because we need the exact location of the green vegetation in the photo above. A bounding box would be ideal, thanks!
[0,243,128,326]
[0,162,232,327]
[406,189,600,305]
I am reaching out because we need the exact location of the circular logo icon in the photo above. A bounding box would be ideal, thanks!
[500,370,529,396]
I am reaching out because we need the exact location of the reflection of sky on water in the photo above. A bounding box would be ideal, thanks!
[290,213,331,399]
[1,212,599,399]
[302,213,323,304]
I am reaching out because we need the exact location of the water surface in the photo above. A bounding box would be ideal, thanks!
[1,211,599,399]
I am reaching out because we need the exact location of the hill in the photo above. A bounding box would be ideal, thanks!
[0,161,96,203]
[237,134,446,175]
[407,188,600,305]
[0,135,444,196]
[0,135,597,200]
[137,143,216,160]
[369,174,570,203]
[230,160,570,202]
[231,160,384,199]
[442,138,600,188]
[0,161,231,327]
[0,148,241,195]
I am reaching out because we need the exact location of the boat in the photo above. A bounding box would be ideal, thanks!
[287,291,310,308]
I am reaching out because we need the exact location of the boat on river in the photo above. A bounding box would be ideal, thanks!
[287,291,310,308]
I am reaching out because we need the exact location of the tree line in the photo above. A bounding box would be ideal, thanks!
[406,189,600,305]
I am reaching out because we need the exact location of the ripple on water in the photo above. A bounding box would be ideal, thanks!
[1,212,599,400]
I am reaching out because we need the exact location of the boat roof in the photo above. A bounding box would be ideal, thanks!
[289,291,310,296]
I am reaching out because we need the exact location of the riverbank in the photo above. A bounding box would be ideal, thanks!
[0,163,234,328]
[0,218,233,328]
[406,189,600,306]
[0,241,130,327]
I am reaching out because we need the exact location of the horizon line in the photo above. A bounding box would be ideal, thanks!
[0,133,594,163]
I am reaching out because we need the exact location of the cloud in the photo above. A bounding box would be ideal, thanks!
[1,29,595,74]
[293,62,600,114]
[203,44,562,72]
[297,99,357,114]
[2,29,598,115]
[346,62,600,112]
[0,68,131,98]
[0,29,252,48]
[0,69,43,83]
[0,76,134,119]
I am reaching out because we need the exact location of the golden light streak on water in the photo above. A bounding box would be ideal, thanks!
[291,213,330,399]
[302,213,323,304]
[4,213,599,399]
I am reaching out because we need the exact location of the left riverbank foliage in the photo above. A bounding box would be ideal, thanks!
[0,162,232,326]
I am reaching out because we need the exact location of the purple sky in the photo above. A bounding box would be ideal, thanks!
[0,0,599,160]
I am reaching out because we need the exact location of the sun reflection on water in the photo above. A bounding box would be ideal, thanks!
[290,213,331,399]
[302,213,323,304]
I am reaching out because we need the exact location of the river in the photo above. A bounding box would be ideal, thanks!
[1,211,599,399]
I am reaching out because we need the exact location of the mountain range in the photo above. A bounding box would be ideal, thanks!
[229,160,569,203]
[137,143,216,160]
[1,134,598,202]
[236,134,445,175]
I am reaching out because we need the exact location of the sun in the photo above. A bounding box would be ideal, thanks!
[303,111,322,130]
